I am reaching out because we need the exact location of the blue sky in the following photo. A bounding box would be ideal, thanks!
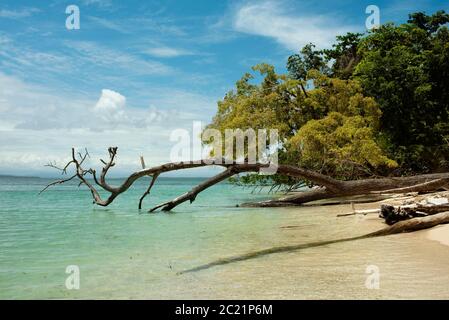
[0,0,447,177]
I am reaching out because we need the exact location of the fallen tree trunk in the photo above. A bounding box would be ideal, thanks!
[241,174,449,207]
[41,147,449,212]
[370,178,449,194]
[370,211,449,236]
[380,202,449,225]
[179,211,449,274]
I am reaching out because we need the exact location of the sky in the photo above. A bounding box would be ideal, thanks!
[0,0,448,177]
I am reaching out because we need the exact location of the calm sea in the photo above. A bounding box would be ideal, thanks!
[1,176,449,299]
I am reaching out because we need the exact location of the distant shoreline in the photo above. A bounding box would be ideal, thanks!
[0,174,229,180]
[0,174,42,179]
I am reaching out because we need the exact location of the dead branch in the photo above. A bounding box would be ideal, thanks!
[149,166,238,212]
[139,173,159,210]
[42,147,449,212]
[380,202,449,225]
[370,211,449,236]
[38,174,77,195]
[41,147,343,211]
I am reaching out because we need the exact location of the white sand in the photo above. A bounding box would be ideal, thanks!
[427,224,449,247]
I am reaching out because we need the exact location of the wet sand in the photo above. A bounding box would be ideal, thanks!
[427,225,449,247]
[146,202,449,299]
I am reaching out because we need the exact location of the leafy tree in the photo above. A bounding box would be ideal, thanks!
[287,43,328,80]
[355,11,449,172]
[205,65,396,184]
[209,10,449,189]
[286,11,449,173]
[287,71,396,179]
[323,32,363,79]
[287,33,363,81]
[286,43,328,96]
[408,10,449,33]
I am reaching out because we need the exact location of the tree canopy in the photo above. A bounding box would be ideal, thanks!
[355,11,449,172]
[206,10,449,188]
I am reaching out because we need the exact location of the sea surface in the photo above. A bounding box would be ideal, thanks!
[1,176,449,299]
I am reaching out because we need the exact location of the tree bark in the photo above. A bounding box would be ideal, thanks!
[242,174,449,207]
[369,211,449,236]
[42,147,449,212]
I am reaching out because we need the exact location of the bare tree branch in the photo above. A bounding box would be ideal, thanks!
[149,166,237,212]
[139,173,159,210]
[41,147,449,212]
[39,174,77,194]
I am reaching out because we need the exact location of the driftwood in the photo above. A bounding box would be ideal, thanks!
[42,147,449,212]
[380,202,449,225]
[337,194,449,224]
[337,208,380,217]
[371,211,449,236]
[179,211,449,274]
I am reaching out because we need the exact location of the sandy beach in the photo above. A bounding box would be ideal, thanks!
[330,193,449,249]
[427,225,449,247]
[2,176,449,299]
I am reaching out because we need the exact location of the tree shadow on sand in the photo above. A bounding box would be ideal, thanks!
[178,211,449,274]
[178,233,370,274]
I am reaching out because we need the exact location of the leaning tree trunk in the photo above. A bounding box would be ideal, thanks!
[42,147,449,212]
[241,175,449,207]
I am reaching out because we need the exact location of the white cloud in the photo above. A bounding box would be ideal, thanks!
[0,37,79,79]
[90,89,173,130]
[83,0,113,8]
[144,47,194,58]
[0,73,218,176]
[0,37,175,93]
[0,73,176,132]
[87,16,127,33]
[64,41,173,76]
[0,34,10,44]
[232,0,357,50]
[95,89,126,111]
[93,89,127,125]
[129,17,187,37]
[0,7,40,19]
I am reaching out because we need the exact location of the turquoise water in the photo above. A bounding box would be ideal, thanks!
[0,176,272,299]
[1,176,449,299]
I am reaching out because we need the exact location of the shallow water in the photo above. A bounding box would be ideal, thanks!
[1,176,449,299]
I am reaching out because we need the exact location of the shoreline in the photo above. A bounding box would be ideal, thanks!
[324,193,449,248]
[427,225,449,247]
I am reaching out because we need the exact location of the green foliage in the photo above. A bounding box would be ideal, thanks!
[289,112,397,179]
[206,65,395,184]
[287,72,396,179]
[323,32,363,79]
[286,43,328,81]
[354,11,449,172]
[408,10,449,33]
[209,10,449,188]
